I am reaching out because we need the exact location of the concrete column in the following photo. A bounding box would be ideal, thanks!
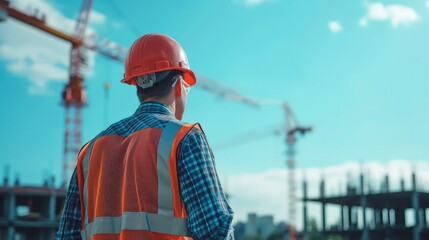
[376,209,382,227]
[3,165,10,187]
[7,190,16,240]
[341,205,346,230]
[348,206,353,229]
[360,173,369,240]
[412,173,421,240]
[303,180,308,233]
[49,189,56,220]
[320,179,326,233]
[8,190,15,220]
[7,227,15,240]
[386,209,394,240]
[355,207,359,227]
[386,209,393,240]
[384,175,390,192]
[400,178,405,191]
[49,176,56,220]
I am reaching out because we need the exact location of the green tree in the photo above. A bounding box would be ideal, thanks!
[267,231,285,240]
[307,218,322,240]
[327,234,343,240]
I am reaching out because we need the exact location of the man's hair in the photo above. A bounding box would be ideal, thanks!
[136,70,182,102]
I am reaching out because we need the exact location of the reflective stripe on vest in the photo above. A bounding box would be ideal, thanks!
[82,141,95,227]
[157,121,182,216]
[81,212,190,240]
[80,121,191,239]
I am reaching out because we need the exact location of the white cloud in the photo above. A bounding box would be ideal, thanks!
[228,159,429,229]
[359,2,419,28]
[0,0,97,94]
[328,21,342,33]
[426,0,429,10]
[359,18,368,27]
[0,22,69,94]
[90,10,106,24]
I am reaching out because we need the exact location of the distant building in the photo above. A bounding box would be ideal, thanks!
[258,215,275,237]
[234,221,246,240]
[235,212,287,239]
[246,213,258,236]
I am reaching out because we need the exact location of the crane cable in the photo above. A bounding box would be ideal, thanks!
[106,0,141,37]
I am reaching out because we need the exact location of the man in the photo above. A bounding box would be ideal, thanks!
[57,33,234,240]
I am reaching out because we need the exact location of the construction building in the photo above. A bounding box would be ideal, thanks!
[0,176,66,240]
[302,172,429,240]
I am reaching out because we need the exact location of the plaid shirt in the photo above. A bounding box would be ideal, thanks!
[56,102,234,240]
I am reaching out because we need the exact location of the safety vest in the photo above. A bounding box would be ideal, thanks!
[76,121,200,240]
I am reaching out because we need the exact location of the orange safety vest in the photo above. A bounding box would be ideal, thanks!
[76,121,200,240]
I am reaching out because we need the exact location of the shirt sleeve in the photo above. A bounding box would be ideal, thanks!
[177,128,235,240]
[56,169,83,240]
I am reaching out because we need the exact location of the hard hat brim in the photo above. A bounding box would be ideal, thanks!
[121,68,197,87]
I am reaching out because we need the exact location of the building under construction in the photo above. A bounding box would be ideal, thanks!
[302,172,429,240]
[0,177,66,240]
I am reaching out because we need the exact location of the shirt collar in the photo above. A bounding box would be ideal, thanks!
[134,101,174,116]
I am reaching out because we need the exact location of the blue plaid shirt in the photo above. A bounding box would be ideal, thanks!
[56,102,234,240]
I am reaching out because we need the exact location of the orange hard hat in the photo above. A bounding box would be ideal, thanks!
[121,33,197,87]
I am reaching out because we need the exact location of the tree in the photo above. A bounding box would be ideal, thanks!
[307,218,322,240]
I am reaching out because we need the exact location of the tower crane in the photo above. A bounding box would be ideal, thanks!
[217,101,312,240]
[0,0,259,186]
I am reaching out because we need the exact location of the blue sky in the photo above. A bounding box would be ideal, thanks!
[1,0,429,225]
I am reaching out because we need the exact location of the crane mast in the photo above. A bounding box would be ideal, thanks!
[283,102,312,240]
[62,0,93,187]
[216,101,312,239]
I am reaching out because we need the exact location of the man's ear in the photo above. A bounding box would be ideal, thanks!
[175,81,182,97]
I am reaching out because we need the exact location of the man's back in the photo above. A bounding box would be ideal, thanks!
[57,102,234,239]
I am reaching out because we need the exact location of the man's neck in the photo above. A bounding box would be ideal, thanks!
[142,99,175,116]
